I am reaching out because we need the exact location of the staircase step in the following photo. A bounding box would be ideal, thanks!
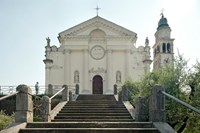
[56,113,130,116]
[52,119,135,122]
[26,122,155,128]
[62,107,126,110]
[59,109,129,113]
[69,101,119,104]
[20,128,159,133]
[76,95,116,101]
[64,104,125,107]
[54,115,133,119]
[19,95,160,133]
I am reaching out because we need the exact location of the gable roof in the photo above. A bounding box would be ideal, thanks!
[58,16,137,40]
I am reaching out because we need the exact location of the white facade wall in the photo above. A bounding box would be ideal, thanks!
[44,16,151,94]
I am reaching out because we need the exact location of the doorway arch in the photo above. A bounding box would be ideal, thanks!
[92,75,103,94]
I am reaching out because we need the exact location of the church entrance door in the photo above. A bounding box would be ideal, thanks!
[92,75,103,94]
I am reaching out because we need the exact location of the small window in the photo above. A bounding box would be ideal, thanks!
[162,43,166,53]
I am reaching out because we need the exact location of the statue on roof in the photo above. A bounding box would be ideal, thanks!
[145,37,149,46]
[46,37,51,46]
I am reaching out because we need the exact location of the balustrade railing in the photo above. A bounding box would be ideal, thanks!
[0,84,78,123]
[0,85,47,95]
[161,91,200,115]
[119,84,200,133]
[0,84,76,96]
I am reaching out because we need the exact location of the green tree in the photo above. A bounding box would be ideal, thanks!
[183,61,200,133]
[124,54,200,132]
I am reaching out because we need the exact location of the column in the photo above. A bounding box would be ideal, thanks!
[125,50,130,79]
[64,50,71,85]
[45,66,50,88]
[43,59,53,90]
[107,50,112,91]
[83,49,89,91]
[160,44,162,53]
[165,44,167,53]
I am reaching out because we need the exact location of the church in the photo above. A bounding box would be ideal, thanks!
[43,13,174,94]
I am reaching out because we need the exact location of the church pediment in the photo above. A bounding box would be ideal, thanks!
[58,16,137,42]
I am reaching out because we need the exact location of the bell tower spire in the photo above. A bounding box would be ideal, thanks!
[153,13,174,70]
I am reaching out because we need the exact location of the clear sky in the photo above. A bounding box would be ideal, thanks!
[0,0,199,86]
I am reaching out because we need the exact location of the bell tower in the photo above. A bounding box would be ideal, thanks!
[153,13,174,70]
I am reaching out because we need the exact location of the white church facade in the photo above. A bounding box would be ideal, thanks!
[43,14,173,94]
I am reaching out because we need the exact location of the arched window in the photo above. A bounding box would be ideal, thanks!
[167,43,171,53]
[74,70,79,83]
[162,43,166,53]
[116,71,121,83]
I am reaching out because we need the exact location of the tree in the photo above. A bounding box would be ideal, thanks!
[124,54,200,132]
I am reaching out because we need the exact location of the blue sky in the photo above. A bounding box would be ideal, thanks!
[0,0,199,86]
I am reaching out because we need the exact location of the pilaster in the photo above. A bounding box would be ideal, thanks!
[64,50,71,85]
[125,49,130,79]
[83,49,89,91]
[107,50,113,91]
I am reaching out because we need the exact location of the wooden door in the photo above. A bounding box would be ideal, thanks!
[92,75,103,94]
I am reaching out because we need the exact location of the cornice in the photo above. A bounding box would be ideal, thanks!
[62,35,134,42]
[58,16,137,42]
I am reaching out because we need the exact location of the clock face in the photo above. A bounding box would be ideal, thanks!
[90,45,105,60]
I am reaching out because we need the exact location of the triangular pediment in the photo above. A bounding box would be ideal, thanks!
[58,16,137,39]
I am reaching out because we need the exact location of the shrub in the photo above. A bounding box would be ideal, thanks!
[0,110,14,131]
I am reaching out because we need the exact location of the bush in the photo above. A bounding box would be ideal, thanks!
[0,110,14,131]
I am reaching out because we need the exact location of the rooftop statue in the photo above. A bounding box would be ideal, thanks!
[46,37,51,46]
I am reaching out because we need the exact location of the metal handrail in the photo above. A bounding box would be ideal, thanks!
[161,91,200,115]
[0,91,19,101]
[50,87,65,100]
[127,88,134,96]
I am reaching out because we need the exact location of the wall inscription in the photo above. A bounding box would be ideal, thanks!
[89,67,107,74]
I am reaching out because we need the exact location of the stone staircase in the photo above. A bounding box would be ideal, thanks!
[19,95,160,133]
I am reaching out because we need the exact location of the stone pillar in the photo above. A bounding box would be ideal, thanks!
[62,85,68,101]
[122,85,128,101]
[107,50,112,91]
[48,84,53,95]
[15,85,33,122]
[69,91,73,101]
[118,90,122,102]
[41,96,51,122]
[135,97,148,122]
[83,49,89,91]
[149,85,165,122]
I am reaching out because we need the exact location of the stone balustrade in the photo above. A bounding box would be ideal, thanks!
[14,84,72,123]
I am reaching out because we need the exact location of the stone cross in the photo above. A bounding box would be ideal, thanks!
[94,6,101,16]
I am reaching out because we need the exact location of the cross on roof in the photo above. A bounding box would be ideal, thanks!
[160,8,165,17]
[94,6,101,16]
